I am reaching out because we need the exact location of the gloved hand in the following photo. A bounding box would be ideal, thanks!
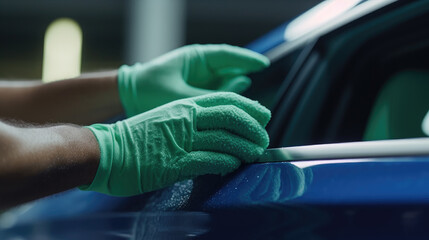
[81,92,270,196]
[118,44,270,117]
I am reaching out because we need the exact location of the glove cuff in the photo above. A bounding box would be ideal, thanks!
[117,64,140,117]
[78,124,116,195]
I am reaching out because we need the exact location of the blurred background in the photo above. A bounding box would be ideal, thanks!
[0,0,320,81]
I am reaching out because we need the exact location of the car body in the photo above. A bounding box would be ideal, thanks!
[3,0,429,239]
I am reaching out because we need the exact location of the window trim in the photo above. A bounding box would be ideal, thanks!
[258,138,429,162]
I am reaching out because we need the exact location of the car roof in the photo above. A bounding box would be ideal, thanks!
[248,0,396,61]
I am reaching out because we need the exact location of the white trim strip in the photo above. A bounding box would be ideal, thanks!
[257,138,429,162]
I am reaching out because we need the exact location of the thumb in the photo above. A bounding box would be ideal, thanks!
[182,84,216,98]
[219,76,252,93]
[183,76,251,97]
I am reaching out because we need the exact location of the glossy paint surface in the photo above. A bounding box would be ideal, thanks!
[205,156,429,208]
[246,22,289,53]
[195,157,429,239]
[3,1,429,239]
[3,157,429,239]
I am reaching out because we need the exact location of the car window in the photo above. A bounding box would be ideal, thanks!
[244,47,303,111]
[333,8,429,143]
[263,1,429,148]
[364,70,429,140]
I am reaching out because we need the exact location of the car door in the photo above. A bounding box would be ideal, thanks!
[3,1,429,239]
[194,0,429,239]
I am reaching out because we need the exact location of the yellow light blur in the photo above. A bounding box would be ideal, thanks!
[42,18,82,82]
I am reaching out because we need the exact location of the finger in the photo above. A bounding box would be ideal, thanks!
[196,44,270,76]
[193,130,266,163]
[196,105,269,146]
[178,151,241,177]
[193,92,271,127]
[218,76,252,93]
[179,84,216,98]
[184,76,251,96]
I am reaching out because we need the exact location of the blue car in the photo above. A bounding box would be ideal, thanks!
[3,0,429,239]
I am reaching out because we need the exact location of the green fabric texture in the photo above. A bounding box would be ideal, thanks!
[81,92,271,196]
[117,44,270,117]
[364,70,429,140]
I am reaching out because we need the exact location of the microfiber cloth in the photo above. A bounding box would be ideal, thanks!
[81,92,271,196]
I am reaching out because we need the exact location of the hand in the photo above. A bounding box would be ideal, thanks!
[118,44,270,117]
[81,92,271,196]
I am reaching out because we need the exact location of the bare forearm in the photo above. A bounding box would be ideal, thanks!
[0,121,100,210]
[0,71,123,125]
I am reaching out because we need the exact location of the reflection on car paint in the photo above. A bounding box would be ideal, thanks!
[207,156,429,207]
[133,211,210,240]
[4,157,429,239]
[205,162,313,208]
[0,213,138,240]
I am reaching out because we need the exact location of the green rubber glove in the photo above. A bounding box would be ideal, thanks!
[118,44,270,117]
[81,92,271,196]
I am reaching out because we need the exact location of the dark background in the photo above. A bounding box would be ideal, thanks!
[0,0,320,79]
